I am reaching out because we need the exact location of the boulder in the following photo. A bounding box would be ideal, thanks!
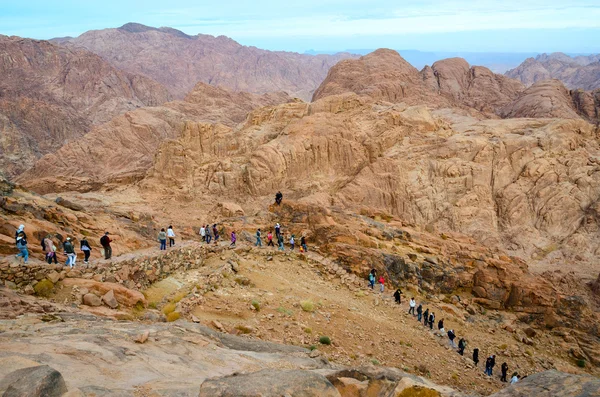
[62,278,146,307]
[198,369,340,397]
[82,293,102,307]
[0,365,68,397]
[102,289,119,309]
[55,197,84,212]
[489,370,600,397]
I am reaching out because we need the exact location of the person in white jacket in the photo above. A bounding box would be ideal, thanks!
[200,226,206,242]
[167,226,176,247]
[408,298,416,315]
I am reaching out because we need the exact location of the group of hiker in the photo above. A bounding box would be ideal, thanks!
[13,225,114,267]
[199,224,220,245]
[254,223,307,252]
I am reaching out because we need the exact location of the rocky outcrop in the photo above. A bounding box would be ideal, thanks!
[16,83,291,193]
[499,79,600,123]
[54,23,357,101]
[0,365,68,397]
[506,52,600,91]
[313,49,524,115]
[488,370,600,396]
[0,35,171,178]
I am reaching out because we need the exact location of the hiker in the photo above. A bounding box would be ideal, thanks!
[458,338,466,356]
[500,362,509,382]
[255,228,262,247]
[485,355,496,376]
[393,288,402,304]
[80,236,92,264]
[267,231,274,246]
[448,329,457,348]
[423,308,429,326]
[510,372,519,384]
[416,304,423,321]
[64,237,76,268]
[275,223,281,238]
[230,231,236,248]
[158,228,167,250]
[428,312,435,330]
[205,225,212,244]
[200,225,206,241]
[167,225,175,247]
[301,235,307,252]
[14,224,26,243]
[277,232,284,251]
[212,224,219,243]
[438,318,444,331]
[290,234,295,250]
[44,235,57,264]
[15,231,28,264]
[378,275,385,293]
[408,298,416,315]
[472,348,480,366]
[368,271,375,289]
[100,232,112,259]
[275,191,283,205]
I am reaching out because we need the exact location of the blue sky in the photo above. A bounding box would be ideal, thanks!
[2,0,600,53]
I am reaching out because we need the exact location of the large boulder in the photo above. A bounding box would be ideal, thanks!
[489,370,600,397]
[198,369,340,397]
[0,365,68,397]
[62,279,146,307]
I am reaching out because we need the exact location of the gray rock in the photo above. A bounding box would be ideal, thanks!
[0,365,68,397]
[198,369,340,397]
[489,370,600,397]
[55,197,84,212]
[83,293,102,307]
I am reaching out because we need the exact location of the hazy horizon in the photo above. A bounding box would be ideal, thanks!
[2,1,600,55]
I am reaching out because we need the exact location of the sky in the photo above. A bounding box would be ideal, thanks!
[1,0,600,53]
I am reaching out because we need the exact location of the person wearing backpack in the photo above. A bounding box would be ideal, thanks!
[275,223,281,238]
[44,234,57,264]
[200,225,206,241]
[167,225,176,247]
[15,225,27,243]
[500,362,509,382]
[100,232,112,259]
[423,308,429,326]
[158,228,167,250]
[428,312,435,330]
[416,303,423,321]
[472,348,480,366]
[458,338,467,355]
[301,236,307,252]
[448,329,457,348]
[80,236,92,264]
[205,225,212,244]
[15,231,28,264]
[277,232,284,251]
[64,237,76,268]
[255,228,262,247]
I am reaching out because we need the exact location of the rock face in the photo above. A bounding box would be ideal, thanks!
[499,79,600,123]
[488,370,600,397]
[0,365,68,397]
[313,49,524,114]
[506,52,600,90]
[54,23,357,101]
[0,35,171,178]
[16,83,291,193]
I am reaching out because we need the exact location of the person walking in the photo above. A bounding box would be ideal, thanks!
[485,355,496,376]
[368,271,375,289]
[448,329,457,348]
[275,191,283,205]
[255,228,262,247]
[458,338,466,355]
[100,232,112,259]
[158,228,167,250]
[510,372,519,384]
[277,232,284,251]
[275,223,281,238]
[428,312,435,330]
[393,288,402,304]
[290,235,295,250]
[423,308,429,326]
[167,226,176,247]
[212,224,219,244]
[43,235,57,264]
[15,224,27,242]
[230,231,237,248]
[80,237,92,264]
[472,348,480,366]
[15,232,29,264]
[408,298,416,315]
[205,225,212,244]
[301,236,307,252]
[416,303,423,321]
[267,231,274,246]
[500,362,509,382]
[438,318,444,331]
[64,238,76,268]
[378,275,385,293]
[200,225,206,242]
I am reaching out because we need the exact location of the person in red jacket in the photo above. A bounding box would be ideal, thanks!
[378,275,385,293]
[100,232,112,259]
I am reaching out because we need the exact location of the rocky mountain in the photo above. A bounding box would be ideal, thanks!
[506,52,600,90]
[16,83,292,193]
[53,23,357,101]
[313,49,525,114]
[0,35,171,177]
